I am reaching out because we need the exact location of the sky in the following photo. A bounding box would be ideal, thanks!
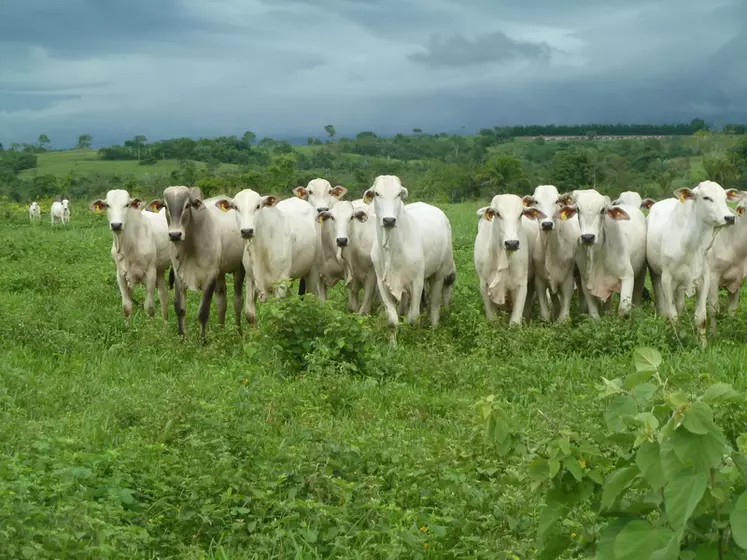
[1,0,745,147]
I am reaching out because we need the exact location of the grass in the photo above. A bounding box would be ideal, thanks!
[3,202,747,559]
[19,150,238,180]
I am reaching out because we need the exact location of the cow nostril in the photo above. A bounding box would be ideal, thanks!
[240,228,254,238]
[504,240,520,251]
[336,237,348,247]
[382,217,396,227]
[725,215,736,225]
[169,232,182,241]
[581,233,596,244]
[541,222,554,231]
[110,222,122,231]
[317,207,329,213]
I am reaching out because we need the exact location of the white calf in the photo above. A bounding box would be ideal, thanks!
[613,191,656,211]
[51,199,70,225]
[29,202,41,221]
[215,190,322,325]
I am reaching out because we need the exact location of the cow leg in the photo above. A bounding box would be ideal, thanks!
[233,265,245,331]
[144,267,157,319]
[157,271,169,321]
[376,277,400,347]
[557,273,575,323]
[358,270,377,316]
[694,270,710,347]
[174,276,187,335]
[574,267,588,315]
[480,282,499,321]
[346,278,361,313]
[298,277,307,298]
[509,283,528,326]
[534,276,551,322]
[659,270,677,322]
[215,274,227,326]
[442,272,456,308]
[522,277,535,322]
[618,274,635,318]
[198,278,217,340]
[632,266,646,306]
[728,287,741,314]
[577,276,600,320]
[708,275,720,337]
[406,276,424,326]
[116,269,134,327]
[427,276,445,327]
[674,288,686,318]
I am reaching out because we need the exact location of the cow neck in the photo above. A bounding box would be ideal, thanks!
[113,209,146,256]
[676,202,718,255]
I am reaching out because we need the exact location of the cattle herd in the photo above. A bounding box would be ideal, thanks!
[25,176,747,347]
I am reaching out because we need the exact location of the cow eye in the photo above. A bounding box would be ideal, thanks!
[703,196,713,202]
[600,207,606,214]
[256,204,261,210]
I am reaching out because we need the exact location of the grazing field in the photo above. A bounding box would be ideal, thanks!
[3,203,747,559]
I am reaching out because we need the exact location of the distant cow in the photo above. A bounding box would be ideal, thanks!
[557,189,647,318]
[293,178,348,296]
[214,189,322,325]
[51,199,70,225]
[90,189,171,324]
[613,191,656,212]
[364,175,456,345]
[522,185,580,323]
[148,186,245,338]
[28,201,41,221]
[474,194,544,325]
[318,199,379,314]
[647,181,738,343]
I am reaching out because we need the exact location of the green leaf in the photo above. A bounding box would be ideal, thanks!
[596,520,627,560]
[634,347,662,373]
[682,401,715,435]
[664,473,707,531]
[558,436,571,456]
[537,500,566,546]
[565,458,583,482]
[624,369,653,390]
[667,426,727,474]
[632,383,658,407]
[588,468,604,485]
[636,441,666,490]
[701,382,741,405]
[601,466,640,511]
[732,452,747,484]
[613,521,673,560]
[730,490,747,550]
[605,395,638,433]
[650,533,681,560]
[599,376,625,398]
[737,434,747,454]
[528,459,550,486]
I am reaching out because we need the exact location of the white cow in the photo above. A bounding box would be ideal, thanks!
[148,186,246,339]
[558,189,647,318]
[612,191,656,212]
[707,191,747,334]
[28,201,41,221]
[647,181,738,343]
[293,178,348,296]
[523,186,581,323]
[214,189,323,325]
[90,189,171,324]
[51,199,70,225]
[318,199,378,314]
[474,194,544,325]
[364,175,456,345]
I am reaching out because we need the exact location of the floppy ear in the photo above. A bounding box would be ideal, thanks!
[400,187,409,201]
[353,210,369,223]
[674,187,694,203]
[89,199,106,212]
[331,185,347,199]
[293,186,309,200]
[607,206,630,220]
[737,204,746,217]
[129,198,143,209]
[641,198,656,210]
[726,189,742,202]
[483,208,496,222]
[317,211,332,224]
[191,198,204,210]
[363,189,374,204]
[523,207,547,221]
[612,198,622,206]
[557,192,574,206]
[476,207,488,217]
[522,195,535,207]
[262,195,280,208]
[214,198,234,212]
[555,206,577,221]
[147,199,165,212]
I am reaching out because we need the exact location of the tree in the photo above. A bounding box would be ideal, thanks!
[413,128,423,134]
[38,134,51,151]
[242,130,256,146]
[76,134,93,149]
[549,149,594,191]
[324,125,336,140]
[478,154,530,195]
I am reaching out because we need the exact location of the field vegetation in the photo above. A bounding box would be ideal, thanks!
[3,121,747,558]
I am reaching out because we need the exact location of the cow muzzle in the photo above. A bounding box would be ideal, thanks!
[169,231,183,242]
[541,221,554,231]
[110,222,123,231]
[336,237,348,247]
[382,217,396,228]
[581,233,596,245]
[240,228,255,239]
[504,240,520,251]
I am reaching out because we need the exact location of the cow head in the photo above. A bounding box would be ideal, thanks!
[89,189,145,232]
[363,175,409,230]
[522,185,565,232]
[484,193,545,252]
[293,178,347,214]
[675,181,736,228]
[555,189,630,246]
[148,186,205,243]
[317,200,370,248]
[214,189,279,240]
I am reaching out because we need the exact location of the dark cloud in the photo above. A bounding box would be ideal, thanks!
[409,32,555,68]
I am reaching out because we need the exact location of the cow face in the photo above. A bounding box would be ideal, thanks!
[89,189,145,232]
[293,178,347,214]
[317,200,370,248]
[522,185,566,232]
[214,189,279,240]
[363,175,408,229]
[676,181,737,228]
[483,194,545,251]
[148,186,205,243]
[555,189,630,246]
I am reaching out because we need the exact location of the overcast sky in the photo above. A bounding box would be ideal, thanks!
[1,0,745,147]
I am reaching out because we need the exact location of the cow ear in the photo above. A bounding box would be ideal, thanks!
[262,195,280,208]
[146,199,164,212]
[483,208,496,222]
[523,207,546,221]
[363,189,374,204]
[293,186,309,200]
[191,198,204,210]
[607,206,630,220]
[317,211,332,224]
[331,185,347,199]
[674,187,694,203]
[726,189,742,202]
[129,198,143,209]
[353,210,368,223]
[641,198,656,210]
[89,199,106,212]
[555,206,577,221]
[400,187,409,201]
[476,207,487,217]
[557,192,574,206]
[214,198,234,212]
[522,195,535,207]
[737,204,746,217]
